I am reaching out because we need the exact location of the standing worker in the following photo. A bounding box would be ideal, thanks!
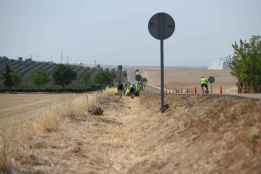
[200,76,209,94]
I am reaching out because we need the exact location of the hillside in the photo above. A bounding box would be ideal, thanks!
[0,57,127,91]
[1,93,261,174]
[0,57,86,83]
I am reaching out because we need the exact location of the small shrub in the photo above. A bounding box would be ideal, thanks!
[88,106,103,116]
[35,110,61,133]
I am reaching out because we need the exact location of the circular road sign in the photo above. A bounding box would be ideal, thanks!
[208,76,215,84]
[148,12,175,40]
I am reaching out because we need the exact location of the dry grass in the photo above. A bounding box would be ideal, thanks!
[0,132,11,174]
[0,92,110,173]
[34,109,61,133]
[2,91,261,173]
[0,130,20,174]
[34,93,102,133]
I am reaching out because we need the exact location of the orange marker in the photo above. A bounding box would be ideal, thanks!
[220,86,223,95]
[194,87,197,95]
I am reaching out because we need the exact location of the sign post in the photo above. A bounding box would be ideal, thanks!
[208,76,215,94]
[148,12,175,112]
[160,39,164,112]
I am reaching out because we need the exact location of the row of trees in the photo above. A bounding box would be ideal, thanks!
[1,63,126,88]
[1,64,20,88]
[80,65,125,87]
[228,35,261,93]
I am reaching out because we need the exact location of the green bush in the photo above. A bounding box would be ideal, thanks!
[53,64,77,86]
[1,64,20,88]
[228,35,261,93]
[30,70,50,86]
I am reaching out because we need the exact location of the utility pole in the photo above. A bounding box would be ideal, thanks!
[60,50,63,64]
[66,56,69,64]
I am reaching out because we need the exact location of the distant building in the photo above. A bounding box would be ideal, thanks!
[208,58,229,70]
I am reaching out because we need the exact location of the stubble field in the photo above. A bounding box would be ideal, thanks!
[0,93,81,129]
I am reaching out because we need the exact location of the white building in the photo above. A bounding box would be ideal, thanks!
[208,58,229,70]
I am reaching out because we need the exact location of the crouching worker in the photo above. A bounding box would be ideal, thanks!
[124,83,131,96]
[134,81,142,96]
[117,82,124,96]
[124,83,136,98]
[129,84,136,98]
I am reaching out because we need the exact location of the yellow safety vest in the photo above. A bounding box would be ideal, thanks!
[200,78,208,85]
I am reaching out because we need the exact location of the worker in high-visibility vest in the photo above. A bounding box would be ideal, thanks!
[200,76,209,94]
[117,82,124,96]
[134,81,142,96]
[124,83,131,96]
[130,84,136,97]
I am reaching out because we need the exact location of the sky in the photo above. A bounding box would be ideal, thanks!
[0,0,261,67]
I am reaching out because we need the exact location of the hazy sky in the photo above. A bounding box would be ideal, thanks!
[1,0,261,66]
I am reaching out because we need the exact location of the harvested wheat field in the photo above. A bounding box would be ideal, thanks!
[0,93,82,129]
[1,91,261,174]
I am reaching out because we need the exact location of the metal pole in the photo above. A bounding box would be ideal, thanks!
[160,39,165,112]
